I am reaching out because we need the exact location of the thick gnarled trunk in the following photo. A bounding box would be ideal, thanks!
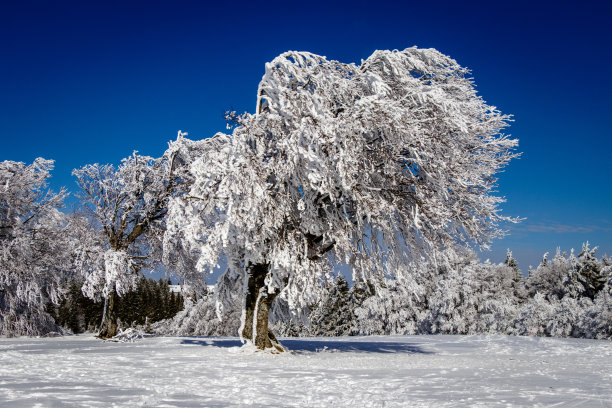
[241,263,283,352]
[97,288,118,339]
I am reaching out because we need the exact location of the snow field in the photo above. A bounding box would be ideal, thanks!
[0,334,610,407]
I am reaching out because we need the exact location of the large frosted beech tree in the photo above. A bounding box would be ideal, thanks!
[73,133,206,338]
[165,48,519,350]
[0,158,70,336]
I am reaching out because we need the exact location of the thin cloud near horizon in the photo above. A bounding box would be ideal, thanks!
[509,221,612,234]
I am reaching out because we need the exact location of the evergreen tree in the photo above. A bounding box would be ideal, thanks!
[575,243,607,299]
[49,279,104,334]
[310,275,354,336]
[505,249,526,301]
[54,282,82,333]
[526,249,569,300]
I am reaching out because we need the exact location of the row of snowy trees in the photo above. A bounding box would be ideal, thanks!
[8,47,587,347]
[155,245,611,340]
[304,245,611,339]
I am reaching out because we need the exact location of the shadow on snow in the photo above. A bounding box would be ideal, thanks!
[179,337,433,354]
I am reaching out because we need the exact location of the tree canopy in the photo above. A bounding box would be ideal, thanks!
[165,47,519,349]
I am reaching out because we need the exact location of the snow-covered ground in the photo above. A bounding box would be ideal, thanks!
[0,334,610,407]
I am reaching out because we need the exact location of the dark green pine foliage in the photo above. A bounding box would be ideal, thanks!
[51,277,184,333]
[116,278,183,327]
[310,275,352,336]
[49,280,103,333]
[115,278,142,326]
[173,290,185,316]
[575,243,607,300]
[310,276,374,336]
[153,279,166,322]
[505,249,526,302]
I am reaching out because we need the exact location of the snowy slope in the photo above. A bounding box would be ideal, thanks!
[0,334,610,407]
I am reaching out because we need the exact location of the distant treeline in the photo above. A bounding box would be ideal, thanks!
[48,277,184,334]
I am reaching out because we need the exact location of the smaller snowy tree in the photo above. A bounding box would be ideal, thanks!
[420,249,522,335]
[152,277,241,337]
[512,293,558,337]
[309,275,356,336]
[73,133,207,338]
[515,244,611,338]
[424,251,483,334]
[573,243,607,300]
[505,249,526,301]
[0,158,70,336]
[576,262,612,339]
[354,256,433,336]
[526,249,573,300]
[482,263,523,332]
[531,244,607,301]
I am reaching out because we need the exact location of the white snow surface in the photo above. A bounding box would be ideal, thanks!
[0,334,610,407]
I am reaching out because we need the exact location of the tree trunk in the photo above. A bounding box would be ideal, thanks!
[98,288,118,339]
[241,263,283,352]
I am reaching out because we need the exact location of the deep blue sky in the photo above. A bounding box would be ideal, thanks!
[1,0,610,272]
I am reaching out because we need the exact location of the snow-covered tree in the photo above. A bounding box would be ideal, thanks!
[151,293,241,337]
[73,133,207,338]
[351,248,523,336]
[512,293,558,337]
[354,279,422,336]
[526,244,607,303]
[505,249,526,301]
[576,264,612,339]
[166,48,518,350]
[526,249,574,300]
[515,245,611,338]
[353,255,433,336]
[0,158,70,336]
[309,275,357,336]
[573,243,607,300]
[423,251,498,335]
